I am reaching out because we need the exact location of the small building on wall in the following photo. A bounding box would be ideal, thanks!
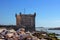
[15,12,36,32]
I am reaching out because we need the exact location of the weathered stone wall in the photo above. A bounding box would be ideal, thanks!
[16,12,36,32]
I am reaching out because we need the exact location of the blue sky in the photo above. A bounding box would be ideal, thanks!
[0,0,60,28]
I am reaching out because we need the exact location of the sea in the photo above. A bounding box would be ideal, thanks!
[36,27,60,39]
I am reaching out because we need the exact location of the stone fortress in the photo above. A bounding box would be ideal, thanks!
[0,12,36,32]
[15,12,36,31]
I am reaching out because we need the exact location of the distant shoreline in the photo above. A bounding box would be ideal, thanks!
[48,28,60,30]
